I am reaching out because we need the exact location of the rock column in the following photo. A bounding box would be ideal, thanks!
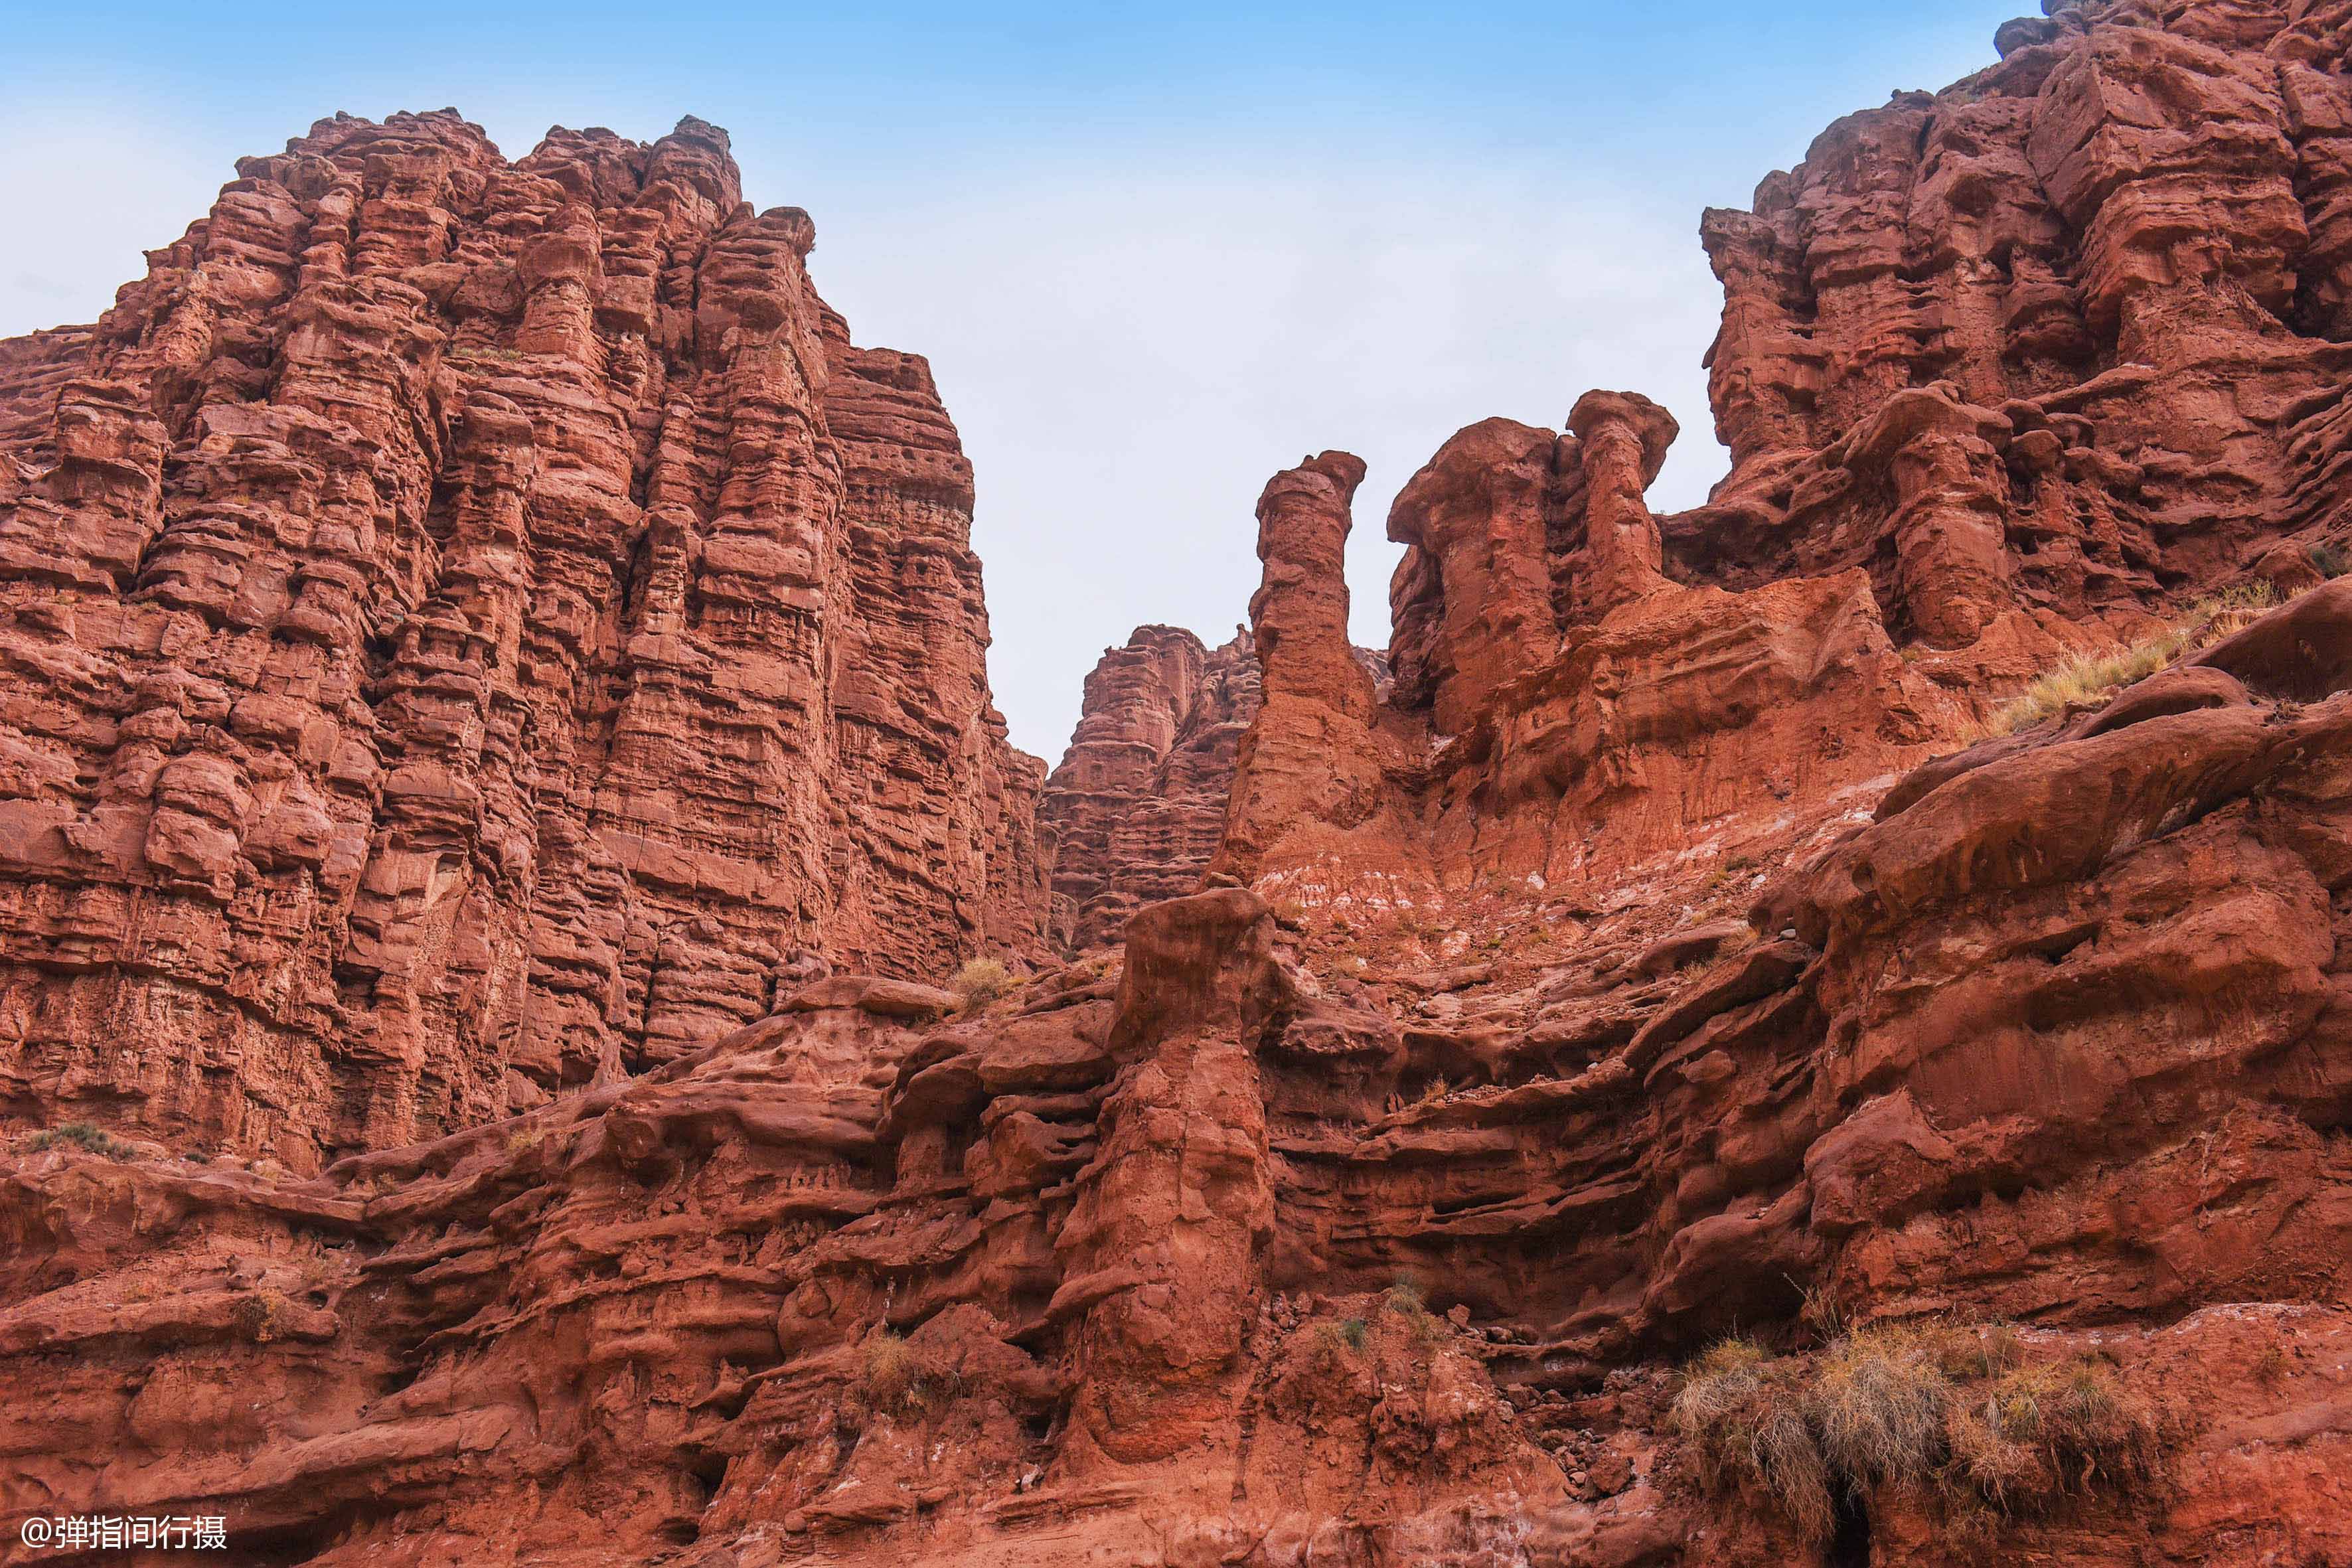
[1212,453,1389,878]
[1568,390,1680,615]
[1055,889,1283,1463]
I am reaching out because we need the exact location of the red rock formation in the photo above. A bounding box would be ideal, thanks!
[1566,390,1678,616]
[1385,417,1560,732]
[1041,626,1210,948]
[1243,404,1978,941]
[1222,0,2352,925]
[1042,625,1395,955]
[0,112,1046,1170]
[0,327,90,471]
[1687,0,2352,621]
[3,576,2349,1562]
[9,3,2352,1564]
[1214,452,1428,889]
[1038,625,1270,952]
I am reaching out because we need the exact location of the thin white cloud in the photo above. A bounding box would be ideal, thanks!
[807,152,1727,755]
[0,103,221,339]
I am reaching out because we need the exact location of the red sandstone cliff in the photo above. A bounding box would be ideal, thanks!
[1038,625,1259,951]
[4,596,2346,1561]
[4,4,2352,1566]
[1226,0,2352,917]
[0,112,1047,1172]
[1039,625,1391,954]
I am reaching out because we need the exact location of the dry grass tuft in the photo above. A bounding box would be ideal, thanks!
[1672,1322,2161,1544]
[1671,1338,1837,1541]
[1947,1359,2160,1513]
[232,1289,293,1344]
[23,1122,132,1159]
[861,1328,936,1411]
[1809,1328,1950,1486]
[1382,1277,1427,1315]
[1990,582,2279,735]
[949,957,1014,1012]
[1800,1279,1848,1342]
[1381,1277,1447,1343]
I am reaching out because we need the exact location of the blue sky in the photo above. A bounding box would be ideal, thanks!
[3,3,2031,757]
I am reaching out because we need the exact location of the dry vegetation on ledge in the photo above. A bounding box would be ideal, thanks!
[1672,1320,2164,1549]
[1990,583,2278,735]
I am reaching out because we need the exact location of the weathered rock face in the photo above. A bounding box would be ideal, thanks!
[3,586,2349,1563]
[0,327,90,470]
[1040,625,1394,954]
[7,5,2352,1567]
[1223,0,2352,923]
[0,112,1047,1170]
[1038,626,1256,951]
[1689,0,2352,627]
[1214,452,1432,891]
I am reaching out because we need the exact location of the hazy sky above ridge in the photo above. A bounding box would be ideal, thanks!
[1,1,2031,759]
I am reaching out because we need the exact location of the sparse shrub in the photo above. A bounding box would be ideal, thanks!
[1991,582,2280,735]
[1672,1338,1836,1541]
[2254,1340,2290,1386]
[1701,855,1759,897]
[1672,1324,2159,1543]
[24,1122,131,1159]
[865,1335,955,1419]
[858,1322,965,1414]
[1317,1316,1372,1356]
[2310,542,2351,580]
[862,1328,925,1410]
[1948,1358,2159,1513]
[1939,1319,2024,1381]
[1415,1075,1451,1105]
[1800,1279,1847,1342]
[1382,1278,1445,1344]
[1994,640,2175,734]
[505,1128,543,1154]
[232,1289,293,1344]
[949,957,1014,1012]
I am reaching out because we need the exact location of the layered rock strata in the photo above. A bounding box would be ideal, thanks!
[6,2,2352,1566]
[1225,0,2352,921]
[1689,0,2352,623]
[1040,623,1391,955]
[3,576,2347,1563]
[0,112,1046,1170]
[1037,626,1259,951]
